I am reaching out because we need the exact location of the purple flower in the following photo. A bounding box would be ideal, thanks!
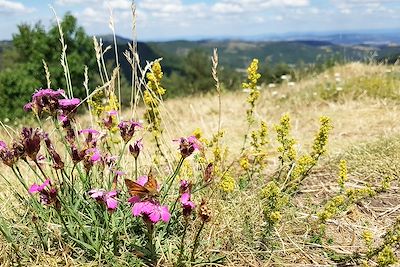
[29,179,60,208]
[132,200,171,224]
[23,102,33,112]
[103,110,118,130]
[79,128,99,135]
[44,134,64,170]
[129,139,143,159]
[115,171,125,176]
[20,127,43,160]
[118,120,142,143]
[0,141,6,150]
[33,89,64,99]
[88,189,119,212]
[71,145,84,164]
[136,175,148,186]
[58,98,80,112]
[180,192,196,216]
[0,141,19,167]
[83,148,101,172]
[179,180,191,193]
[175,136,201,158]
[86,148,101,162]
[29,179,51,194]
[79,128,100,148]
[25,89,65,115]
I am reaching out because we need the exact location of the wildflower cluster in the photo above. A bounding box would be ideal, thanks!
[244,120,269,176]
[0,77,219,266]
[337,159,348,191]
[143,61,166,159]
[311,116,333,159]
[243,59,261,124]
[260,181,288,232]
[275,114,297,165]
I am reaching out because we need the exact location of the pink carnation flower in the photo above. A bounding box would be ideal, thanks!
[88,189,119,211]
[29,179,51,194]
[132,200,171,224]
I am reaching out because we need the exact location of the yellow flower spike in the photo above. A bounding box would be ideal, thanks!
[219,173,235,193]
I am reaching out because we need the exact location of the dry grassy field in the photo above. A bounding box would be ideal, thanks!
[0,62,399,266]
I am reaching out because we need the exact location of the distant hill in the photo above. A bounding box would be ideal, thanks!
[1,35,400,79]
[146,39,400,69]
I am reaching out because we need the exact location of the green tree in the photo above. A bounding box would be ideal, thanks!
[0,13,99,119]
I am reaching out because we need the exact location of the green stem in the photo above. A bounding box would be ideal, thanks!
[116,142,128,169]
[161,157,184,203]
[190,221,205,263]
[11,166,28,190]
[33,218,48,251]
[34,160,48,179]
[164,195,181,235]
[134,157,138,181]
[177,219,189,266]
[146,222,157,265]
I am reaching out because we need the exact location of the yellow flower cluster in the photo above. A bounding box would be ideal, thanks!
[219,173,235,193]
[275,114,297,164]
[291,154,315,181]
[317,195,346,223]
[337,159,348,191]
[261,181,288,228]
[144,62,166,150]
[362,230,373,248]
[377,246,397,266]
[88,90,120,119]
[240,157,250,171]
[146,62,165,97]
[243,59,261,124]
[311,116,333,159]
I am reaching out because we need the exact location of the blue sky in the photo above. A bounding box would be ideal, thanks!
[0,0,400,40]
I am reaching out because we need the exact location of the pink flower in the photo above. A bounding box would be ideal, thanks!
[25,89,65,115]
[79,128,99,135]
[118,120,142,143]
[20,127,43,160]
[0,141,18,167]
[88,189,105,200]
[58,98,80,112]
[28,179,59,208]
[179,180,191,194]
[0,141,6,150]
[33,89,64,99]
[79,128,100,148]
[180,192,195,216]
[175,136,201,158]
[103,110,118,130]
[132,200,171,224]
[85,148,101,162]
[88,189,119,212]
[136,175,148,186]
[129,138,143,159]
[115,170,126,176]
[29,179,51,194]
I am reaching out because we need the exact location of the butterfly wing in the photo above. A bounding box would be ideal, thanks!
[144,169,159,196]
[125,178,149,198]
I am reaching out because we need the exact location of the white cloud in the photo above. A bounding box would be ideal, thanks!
[212,3,243,14]
[56,0,97,5]
[211,0,309,14]
[103,0,131,10]
[0,0,33,13]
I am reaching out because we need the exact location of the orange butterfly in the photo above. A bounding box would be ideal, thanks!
[125,169,159,199]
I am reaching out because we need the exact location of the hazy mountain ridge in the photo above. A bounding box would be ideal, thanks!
[1,32,400,78]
